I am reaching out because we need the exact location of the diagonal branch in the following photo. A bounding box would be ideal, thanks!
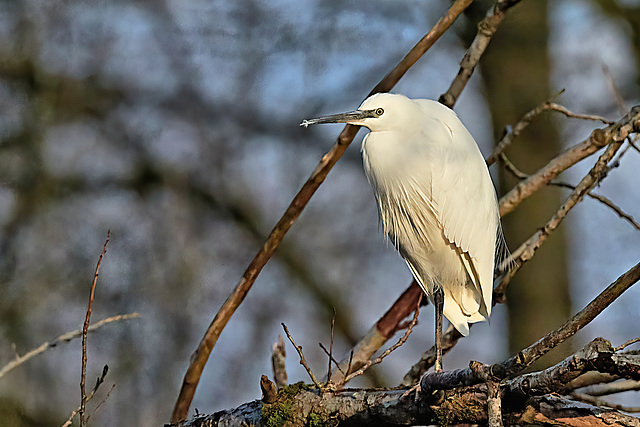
[0,313,140,379]
[440,0,525,108]
[420,261,640,393]
[170,0,476,421]
[499,106,640,217]
[487,100,613,167]
[494,110,635,298]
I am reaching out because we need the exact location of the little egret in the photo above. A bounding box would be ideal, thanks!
[301,93,507,372]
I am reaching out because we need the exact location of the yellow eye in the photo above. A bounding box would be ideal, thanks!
[375,108,384,116]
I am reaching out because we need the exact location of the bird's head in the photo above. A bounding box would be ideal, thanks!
[300,93,420,132]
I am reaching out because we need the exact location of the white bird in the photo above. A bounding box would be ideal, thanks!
[301,93,507,371]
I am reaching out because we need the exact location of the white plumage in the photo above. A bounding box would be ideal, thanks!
[301,92,505,339]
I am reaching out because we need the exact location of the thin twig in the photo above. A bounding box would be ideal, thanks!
[496,130,628,296]
[546,103,612,124]
[501,152,640,231]
[62,365,109,427]
[0,313,140,379]
[319,343,345,376]
[346,350,354,379]
[339,293,422,386]
[603,64,627,115]
[281,323,322,389]
[85,383,116,423]
[552,181,640,231]
[80,230,110,427]
[498,106,640,217]
[327,307,336,383]
[170,1,475,420]
[614,336,640,352]
[487,100,612,167]
[440,0,525,108]
[331,282,424,384]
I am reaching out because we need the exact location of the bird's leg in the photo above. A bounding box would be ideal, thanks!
[434,287,444,372]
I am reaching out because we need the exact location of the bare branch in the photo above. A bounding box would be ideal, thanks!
[339,293,422,386]
[421,262,640,394]
[615,336,640,352]
[319,342,345,376]
[331,281,424,384]
[495,113,634,298]
[80,230,110,427]
[327,307,336,383]
[498,106,640,217]
[0,313,140,379]
[551,181,640,231]
[603,63,627,115]
[62,365,109,427]
[440,0,525,108]
[488,100,612,167]
[168,341,640,427]
[282,323,321,389]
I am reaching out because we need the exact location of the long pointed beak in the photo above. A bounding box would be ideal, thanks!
[300,110,374,128]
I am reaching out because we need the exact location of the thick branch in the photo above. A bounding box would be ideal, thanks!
[171,342,640,427]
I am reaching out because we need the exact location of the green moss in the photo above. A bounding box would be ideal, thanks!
[261,400,293,427]
[278,381,313,400]
[261,382,314,427]
[306,411,322,427]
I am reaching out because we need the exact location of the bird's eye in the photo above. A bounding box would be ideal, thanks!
[375,108,384,116]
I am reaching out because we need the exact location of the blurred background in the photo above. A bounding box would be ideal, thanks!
[0,0,639,425]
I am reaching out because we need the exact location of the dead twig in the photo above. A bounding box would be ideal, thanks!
[495,112,635,298]
[498,106,640,217]
[0,313,140,379]
[332,281,425,384]
[80,230,110,427]
[62,365,109,427]
[603,64,627,115]
[170,1,475,420]
[501,153,640,231]
[339,293,422,386]
[85,383,116,424]
[319,343,345,376]
[615,336,640,352]
[552,181,640,231]
[282,323,322,389]
[440,0,525,108]
[327,307,336,383]
[488,98,612,167]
